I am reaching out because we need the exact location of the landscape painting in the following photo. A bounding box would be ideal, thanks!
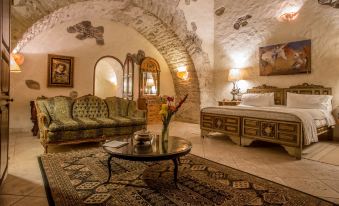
[259,40,311,76]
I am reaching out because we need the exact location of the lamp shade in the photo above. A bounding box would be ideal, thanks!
[13,53,24,65]
[10,54,21,73]
[228,68,242,81]
[228,68,250,81]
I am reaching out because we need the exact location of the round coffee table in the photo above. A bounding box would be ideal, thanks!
[103,135,192,187]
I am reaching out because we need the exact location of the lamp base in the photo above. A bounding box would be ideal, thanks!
[230,82,240,101]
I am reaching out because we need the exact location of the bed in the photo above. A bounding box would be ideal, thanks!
[201,83,335,159]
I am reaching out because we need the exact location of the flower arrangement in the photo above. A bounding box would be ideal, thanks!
[159,94,188,141]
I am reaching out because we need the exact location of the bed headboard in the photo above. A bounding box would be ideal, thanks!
[247,83,332,105]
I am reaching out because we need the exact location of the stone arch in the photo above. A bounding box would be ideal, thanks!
[12,0,214,123]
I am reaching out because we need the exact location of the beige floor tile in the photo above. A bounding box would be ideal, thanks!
[0,175,42,196]
[13,196,49,206]
[321,179,339,193]
[0,195,24,206]
[28,186,46,197]
[283,177,339,198]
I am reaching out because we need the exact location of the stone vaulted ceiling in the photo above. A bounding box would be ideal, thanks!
[11,0,215,123]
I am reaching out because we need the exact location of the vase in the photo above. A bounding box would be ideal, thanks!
[161,125,169,143]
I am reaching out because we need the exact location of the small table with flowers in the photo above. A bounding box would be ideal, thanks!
[103,134,192,187]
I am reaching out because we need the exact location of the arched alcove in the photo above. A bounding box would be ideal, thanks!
[94,56,123,99]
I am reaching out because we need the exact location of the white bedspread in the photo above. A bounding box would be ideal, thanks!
[201,105,335,145]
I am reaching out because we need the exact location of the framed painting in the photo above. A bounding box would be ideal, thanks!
[47,54,74,87]
[259,40,311,76]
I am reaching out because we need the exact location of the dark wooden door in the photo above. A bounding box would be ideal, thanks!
[0,0,11,185]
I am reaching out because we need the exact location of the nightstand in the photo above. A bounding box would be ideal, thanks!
[218,100,241,106]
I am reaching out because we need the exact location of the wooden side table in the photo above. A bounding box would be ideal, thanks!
[218,100,241,106]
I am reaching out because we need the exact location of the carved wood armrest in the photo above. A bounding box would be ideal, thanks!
[37,113,50,129]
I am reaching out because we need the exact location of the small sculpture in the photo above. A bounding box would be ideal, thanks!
[215,7,225,16]
[67,21,105,45]
[25,80,40,90]
[318,0,339,8]
[234,15,252,30]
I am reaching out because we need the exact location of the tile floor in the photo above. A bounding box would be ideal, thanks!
[1,121,339,205]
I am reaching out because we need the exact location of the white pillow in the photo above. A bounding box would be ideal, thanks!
[286,92,333,111]
[240,93,275,107]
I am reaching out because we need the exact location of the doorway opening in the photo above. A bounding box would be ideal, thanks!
[93,56,123,98]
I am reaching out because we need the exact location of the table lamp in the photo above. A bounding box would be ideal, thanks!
[228,68,248,101]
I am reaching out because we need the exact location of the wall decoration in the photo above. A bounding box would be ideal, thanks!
[191,22,197,32]
[259,40,311,76]
[318,0,339,8]
[69,91,78,99]
[67,21,104,45]
[25,80,40,90]
[185,0,197,6]
[215,7,225,16]
[233,15,252,30]
[130,50,146,65]
[47,54,74,87]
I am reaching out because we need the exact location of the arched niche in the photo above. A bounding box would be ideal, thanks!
[94,56,123,99]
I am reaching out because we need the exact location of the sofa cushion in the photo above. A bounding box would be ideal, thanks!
[49,119,81,132]
[44,96,74,122]
[93,117,119,128]
[47,129,103,143]
[105,97,129,117]
[73,95,108,118]
[109,116,134,126]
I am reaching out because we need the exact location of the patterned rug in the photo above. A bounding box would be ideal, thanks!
[38,148,335,206]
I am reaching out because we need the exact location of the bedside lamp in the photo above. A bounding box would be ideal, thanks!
[228,68,248,101]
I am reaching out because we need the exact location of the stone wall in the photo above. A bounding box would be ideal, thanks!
[11,0,215,123]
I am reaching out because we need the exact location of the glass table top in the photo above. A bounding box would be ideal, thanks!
[103,134,192,160]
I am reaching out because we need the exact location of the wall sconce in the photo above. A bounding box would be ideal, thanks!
[176,66,189,80]
[12,53,25,66]
[279,12,299,22]
[10,54,21,73]
[277,1,303,22]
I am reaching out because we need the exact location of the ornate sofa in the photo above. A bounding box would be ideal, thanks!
[35,95,146,153]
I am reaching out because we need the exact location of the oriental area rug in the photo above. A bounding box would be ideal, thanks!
[38,148,334,206]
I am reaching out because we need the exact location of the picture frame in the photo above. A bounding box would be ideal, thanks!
[259,40,311,76]
[47,54,74,87]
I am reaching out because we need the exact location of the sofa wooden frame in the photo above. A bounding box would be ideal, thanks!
[201,83,333,160]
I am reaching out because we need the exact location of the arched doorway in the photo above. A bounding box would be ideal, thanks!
[93,56,123,99]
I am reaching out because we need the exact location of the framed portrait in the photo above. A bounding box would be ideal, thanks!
[259,40,311,76]
[47,54,74,87]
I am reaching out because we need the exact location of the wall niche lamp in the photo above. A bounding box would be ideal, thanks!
[176,66,189,80]
[279,12,299,22]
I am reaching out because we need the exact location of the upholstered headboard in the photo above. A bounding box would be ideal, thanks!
[247,83,332,105]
